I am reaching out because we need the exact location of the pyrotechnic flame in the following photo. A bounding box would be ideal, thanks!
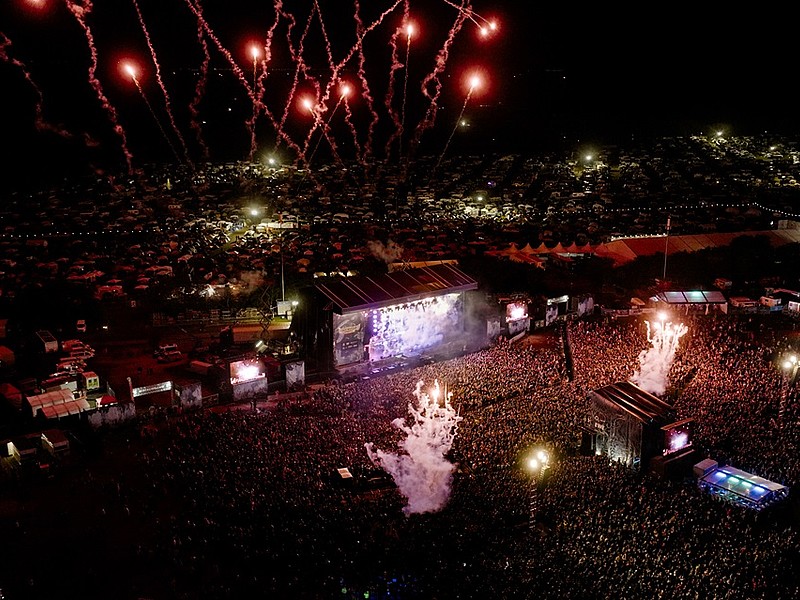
[123,63,137,80]
[132,0,192,166]
[65,0,133,172]
[631,318,688,396]
[365,379,462,515]
[16,0,500,175]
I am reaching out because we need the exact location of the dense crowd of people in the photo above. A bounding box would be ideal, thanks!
[2,310,798,599]
[68,311,796,599]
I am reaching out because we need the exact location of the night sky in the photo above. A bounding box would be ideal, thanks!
[2,1,798,189]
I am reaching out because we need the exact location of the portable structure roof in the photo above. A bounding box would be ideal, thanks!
[655,290,728,305]
[591,381,674,423]
[698,464,789,510]
[314,263,478,314]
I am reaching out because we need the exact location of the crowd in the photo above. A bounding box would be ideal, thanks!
[78,311,796,599]
[3,311,797,599]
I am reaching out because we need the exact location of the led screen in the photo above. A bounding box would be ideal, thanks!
[663,420,693,456]
[230,359,266,385]
[506,301,528,322]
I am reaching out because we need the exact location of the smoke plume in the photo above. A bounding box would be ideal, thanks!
[631,318,688,396]
[365,380,462,515]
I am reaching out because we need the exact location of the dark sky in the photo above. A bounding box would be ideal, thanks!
[2,1,797,189]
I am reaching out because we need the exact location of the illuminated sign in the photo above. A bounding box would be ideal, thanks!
[132,380,173,398]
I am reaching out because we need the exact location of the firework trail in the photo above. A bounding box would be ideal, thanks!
[382,23,405,160]
[65,0,133,173]
[247,3,282,160]
[11,0,489,176]
[299,6,339,160]
[302,2,342,162]
[127,65,182,163]
[342,90,362,160]
[0,31,73,139]
[312,0,360,160]
[277,0,399,165]
[276,5,321,163]
[310,0,402,164]
[182,0,252,98]
[304,93,339,168]
[183,0,297,160]
[441,0,498,38]
[400,15,412,158]
[297,1,341,163]
[314,0,335,72]
[433,76,477,176]
[275,5,301,140]
[131,0,192,166]
[409,7,468,161]
[315,89,351,168]
[352,1,379,165]
[188,2,210,162]
[381,1,413,161]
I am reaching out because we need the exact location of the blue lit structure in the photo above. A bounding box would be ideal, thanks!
[695,459,789,511]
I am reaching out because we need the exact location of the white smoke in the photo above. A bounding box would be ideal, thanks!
[365,380,462,515]
[366,239,403,263]
[237,270,265,290]
[631,318,688,396]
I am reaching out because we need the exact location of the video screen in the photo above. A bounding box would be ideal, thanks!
[332,312,366,367]
[230,359,266,385]
[506,301,528,322]
[662,419,693,456]
[366,293,463,363]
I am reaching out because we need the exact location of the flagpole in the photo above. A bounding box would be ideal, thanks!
[662,216,671,281]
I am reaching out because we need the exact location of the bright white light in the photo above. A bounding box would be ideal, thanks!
[508,305,527,321]
[668,432,689,452]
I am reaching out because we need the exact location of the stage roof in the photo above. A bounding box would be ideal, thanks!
[655,290,728,304]
[590,381,674,423]
[315,263,478,314]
